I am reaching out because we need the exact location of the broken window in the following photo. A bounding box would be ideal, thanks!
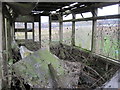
[95,19,119,60]
[51,22,59,42]
[63,22,72,45]
[75,21,92,50]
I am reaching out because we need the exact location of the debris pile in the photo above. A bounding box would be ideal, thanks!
[50,42,120,88]
[13,48,83,88]
[10,41,120,89]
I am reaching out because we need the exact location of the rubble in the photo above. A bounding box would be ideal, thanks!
[13,48,82,88]
[11,42,120,89]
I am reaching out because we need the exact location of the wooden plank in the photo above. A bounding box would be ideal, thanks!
[59,14,63,43]
[7,19,12,59]
[49,15,52,44]
[6,18,13,88]
[14,22,15,37]
[71,13,75,46]
[35,7,60,10]
[15,29,32,32]
[39,15,41,48]
[5,18,11,60]
[15,15,34,22]
[25,22,27,40]
[91,9,98,53]
[38,2,72,6]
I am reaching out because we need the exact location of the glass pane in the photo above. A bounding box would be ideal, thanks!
[96,19,119,60]
[15,32,25,39]
[51,22,59,41]
[15,22,25,29]
[98,4,119,16]
[63,22,72,45]
[75,21,92,50]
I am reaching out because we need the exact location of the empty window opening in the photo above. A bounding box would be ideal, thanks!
[27,23,33,40]
[15,22,25,29]
[75,21,92,50]
[63,22,72,45]
[41,16,49,48]
[51,22,59,42]
[98,4,119,16]
[95,19,119,60]
[34,22,39,42]
[63,14,72,20]
[15,32,25,39]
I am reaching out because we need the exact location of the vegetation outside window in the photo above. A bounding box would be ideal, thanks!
[75,21,92,50]
[63,22,72,45]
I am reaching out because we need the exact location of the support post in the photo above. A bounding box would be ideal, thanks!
[49,15,52,44]
[13,22,15,38]
[11,22,15,41]
[91,8,98,53]
[0,2,8,89]
[71,13,75,46]
[59,13,63,43]
[7,19,12,59]
[25,22,27,40]
[39,15,41,48]
[32,21,34,42]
